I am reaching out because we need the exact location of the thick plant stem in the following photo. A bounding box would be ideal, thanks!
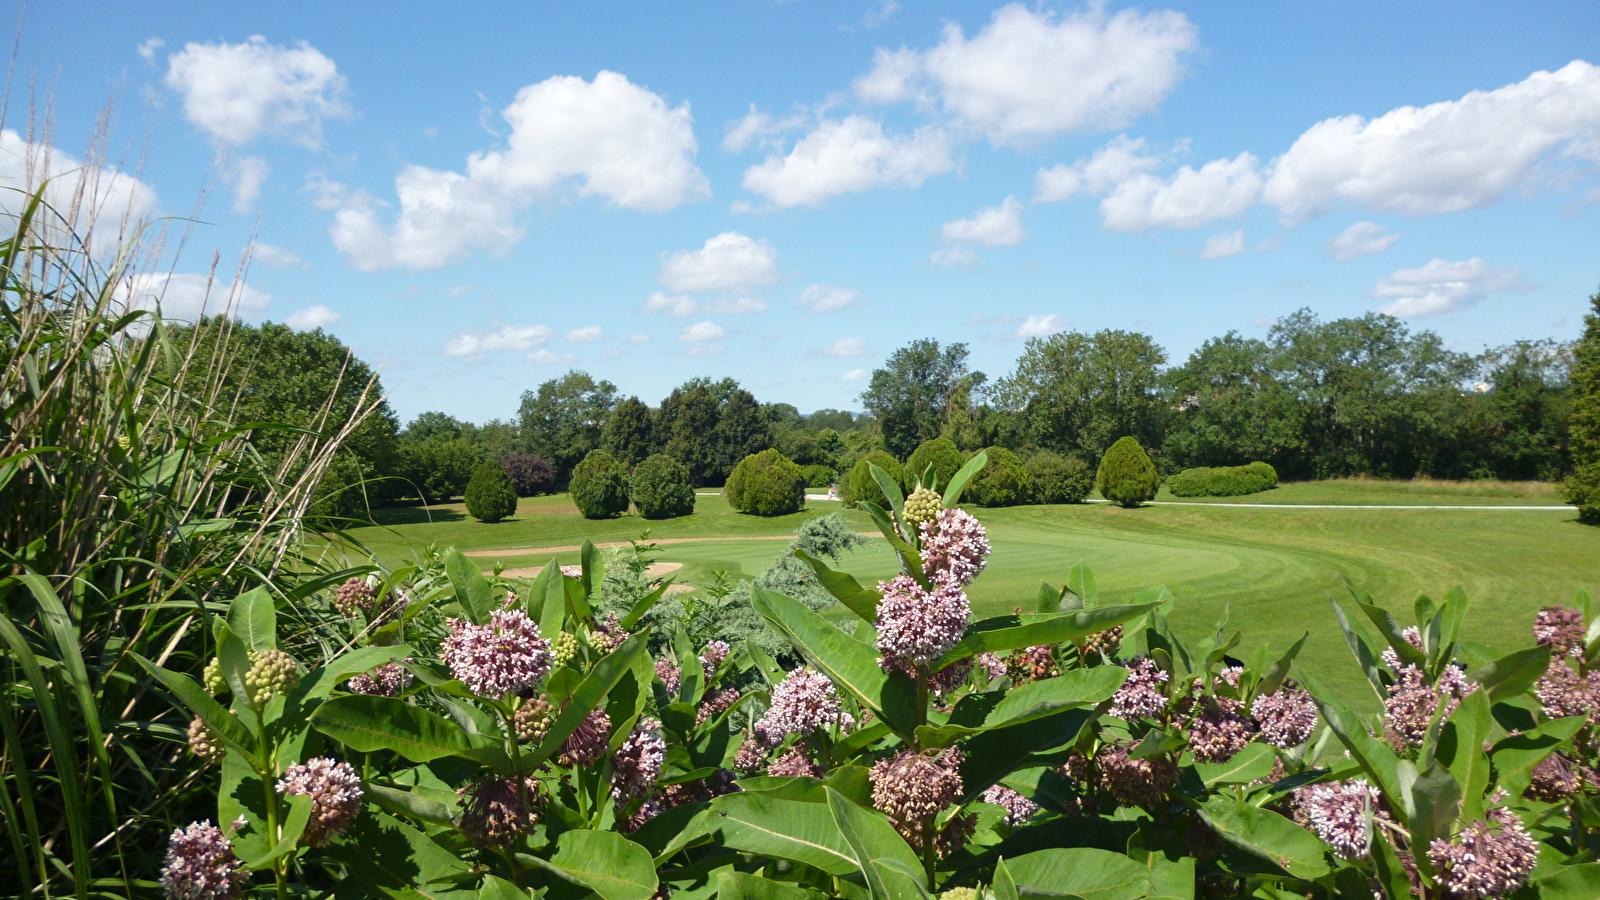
[922,817,937,891]
[915,666,935,889]
[254,706,287,900]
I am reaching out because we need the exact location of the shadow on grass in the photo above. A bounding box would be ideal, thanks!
[369,504,469,526]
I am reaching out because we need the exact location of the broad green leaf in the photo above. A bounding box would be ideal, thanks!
[478,875,528,900]
[1065,561,1098,608]
[311,695,507,767]
[1436,586,1471,655]
[526,634,648,769]
[1197,797,1329,880]
[1297,669,1404,816]
[1436,689,1491,820]
[620,579,673,630]
[580,540,605,606]
[529,559,564,637]
[322,810,472,890]
[943,451,987,507]
[443,547,493,625]
[1144,855,1194,900]
[1467,645,1551,702]
[868,463,906,529]
[826,786,922,876]
[242,793,311,869]
[228,586,277,651]
[1330,599,1387,705]
[935,604,1161,669]
[992,858,1021,900]
[709,792,858,876]
[1407,763,1460,862]
[1194,742,1276,786]
[860,501,933,587]
[1036,581,1062,613]
[1539,863,1600,900]
[714,871,815,900]
[134,654,254,752]
[918,667,1127,747]
[1256,632,1307,697]
[1128,728,1186,760]
[363,783,453,825]
[1007,848,1152,900]
[751,587,918,740]
[1491,716,1586,798]
[869,859,933,900]
[795,549,882,622]
[295,644,414,701]
[1350,590,1425,669]
[548,830,658,900]
[959,708,1097,801]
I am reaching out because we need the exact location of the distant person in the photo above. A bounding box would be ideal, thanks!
[827,482,838,501]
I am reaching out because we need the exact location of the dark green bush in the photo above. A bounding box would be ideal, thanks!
[842,450,903,509]
[629,453,695,519]
[726,449,806,516]
[969,446,1032,507]
[569,449,631,518]
[1026,450,1093,504]
[464,460,518,523]
[905,437,964,491]
[501,453,556,496]
[800,464,836,489]
[1166,461,1279,497]
[1097,436,1159,508]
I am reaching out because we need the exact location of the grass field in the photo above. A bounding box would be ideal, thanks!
[333,480,1597,708]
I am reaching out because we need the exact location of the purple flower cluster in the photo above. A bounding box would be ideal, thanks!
[1534,661,1600,721]
[589,613,630,654]
[1534,606,1588,657]
[276,758,363,846]
[1108,657,1170,719]
[981,784,1039,825]
[870,747,967,855]
[696,688,741,726]
[874,574,970,670]
[1427,808,1539,899]
[612,718,666,803]
[1186,698,1254,762]
[767,747,824,778]
[733,737,767,772]
[975,652,1007,683]
[559,707,612,766]
[1217,666,1243,689]
[332,578,378,618]
[1527,752,1582,802]
[1384,664,1474,748]
[1296,780,1379,859]
[440,609,553,698]
[1251,684,1319,749]
[700,640,731,678]
[160,821,248,900]
[457,776,540,848]
[919,508,991,587]
[655,657,682,695]
[347,661,412,697]
[1096,743,1179,808]
[758,667,853,737]
[1379,626,1425,670]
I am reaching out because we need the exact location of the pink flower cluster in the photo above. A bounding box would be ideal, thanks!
[160,821,248,900]
[919,508,990,587]
[981,784,1039,825]
[758,667,853,737]
[457,776,540,848]
[559,708,612,766]
[612,718,666,803]
[439,609,553,698]
[347,661,412,697]
[1384,664,1474,747]
[767,747,824,778]
[1250,684,1318,749]
[875,574,970,670]
[1095,743,1178,808]
[1296,780,1380,859]
[700,640,731,678]
[655,657,682,695]
[1108,657,1170,719]
[1186,698,1254,762]
[1427,807,1539,899]
[1534,606,1587,657]
[1534,661,1600,722]
[870,747,969,855]
[276,758,363,846]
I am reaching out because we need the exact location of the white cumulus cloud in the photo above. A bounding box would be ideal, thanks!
[165,36,350,146]
[529,350,577,365]
[566,325,605,342]
[659,232,777,293]
[931,245,982,269]
[331,71,709,270]
[285,305,340,330]
[0,129,158,242]
[1371,257,1521,318]
[1099,152,1263,231]
[855,3,1197,146]
[1198,229,1246,260]
[1327,221,1401,260]
[840,368,870,381]
[118,272,271,322]
[797,284,864,313]
[442,324,553,356]
[1013,314,1067,338]
[232,155,269,213]
[741,116,953,207]
[252,243,308,268]
[941,196,1025,245]
[678,321,726,342]
[811,336,867,358]
[1033,135,1169,203]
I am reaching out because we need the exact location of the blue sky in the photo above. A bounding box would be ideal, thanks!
[12,0,1600,423]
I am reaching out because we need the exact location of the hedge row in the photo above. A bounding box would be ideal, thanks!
[1166,461,1279,497]
[838,439,1095,509]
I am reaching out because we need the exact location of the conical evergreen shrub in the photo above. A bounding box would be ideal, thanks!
[630,453,695,519]
[1565,286,1600,524]
[463,460,518,523]
[570,449,631,519]
[1096,436,1159,508]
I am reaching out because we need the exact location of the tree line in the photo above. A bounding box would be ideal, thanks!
[177,302,1587,515]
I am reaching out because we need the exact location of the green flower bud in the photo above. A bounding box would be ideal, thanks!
[513,696,553,743]
[203,657,228,695]
[244,649,299,705]
[903,487,943,528]
[187,716,226,764]
[552,632,579,670]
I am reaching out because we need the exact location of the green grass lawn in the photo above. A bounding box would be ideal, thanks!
[1146,476,1563,505]
[333,480,1595,709]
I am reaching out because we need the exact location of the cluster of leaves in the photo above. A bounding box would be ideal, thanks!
[569,450,632,519]
[1098,437,1161,508]
[631,454,696,520]
[725,450,806,517]
[1166,462,1278,498]
[466,462,520,523]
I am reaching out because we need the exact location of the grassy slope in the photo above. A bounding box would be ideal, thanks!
[1149,477,1562,505]
[336,482,1596,708]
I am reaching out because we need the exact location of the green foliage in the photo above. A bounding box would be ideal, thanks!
[1025,450,1093,503]
[1167,461,1279,497]
[570,449,631,518]
[969,446,1032,507]
[1096,436,1159,507]
[906,436,965,490]
[993,329,1167,464]
[500,452,556,496]
[601,395,659,469]
[399,432,481,502]
[629,453,695,519]
[726,449,806,516]
[1566,287,1600,523]
[859,339,978,458]
[800,463,836,488]
[518,370,618,479]
[463,460,518,522]
[843,450,904,508]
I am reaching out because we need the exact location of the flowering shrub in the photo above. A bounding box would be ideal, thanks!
[144,452,1600,899]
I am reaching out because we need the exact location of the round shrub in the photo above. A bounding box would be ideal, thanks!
[968,446,1032,507]
[1244,461,1278,489]
[726,449,806,516]
[905,437,964,491]
[569,449,631,519]
[1097,436,1159,508]
[1166,461,1279,497]
[630,453,695,520]
[800,464,836,489]
[464,460,518,523]
[1026,450,1093,504]
[842,450,904,509]
[500,453,556,497]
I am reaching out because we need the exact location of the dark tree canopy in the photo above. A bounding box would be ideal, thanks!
[994,329,1167,464]
[859,339,977,458]
[464,461,518,523]
[1564,288,1600,522]
[601,396,659,469]
[517,370,618,479]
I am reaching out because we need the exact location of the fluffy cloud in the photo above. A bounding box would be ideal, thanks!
[685,343,726,357]
[659,232,777,293]
[941,196,1025,245]
[252,243,308,268]
[1371,257,1521,318]
[797,284,864,313]
[1013,314,1066,338]
[1327,221,1400,260]
[442,324,553,356]
[119,272,270,321]
[0,129,158,240]
[1266,60,1600,222]
[723,106,807,152]
[840,368,870,381]
[566,325,606,342]
[332,71,709,270]
[529,349,577,365]
[856,4,1197,146]
[1099,152,1263,231]
[810,336,867,358]
[931,245,982,269]
[1198,228,1246,260]
[741,116,953,207]
[232,156,269,213]
[678,321,726,342]
[285,305,340,330]
[1033,135,1168,202]
[165,36,349,146]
